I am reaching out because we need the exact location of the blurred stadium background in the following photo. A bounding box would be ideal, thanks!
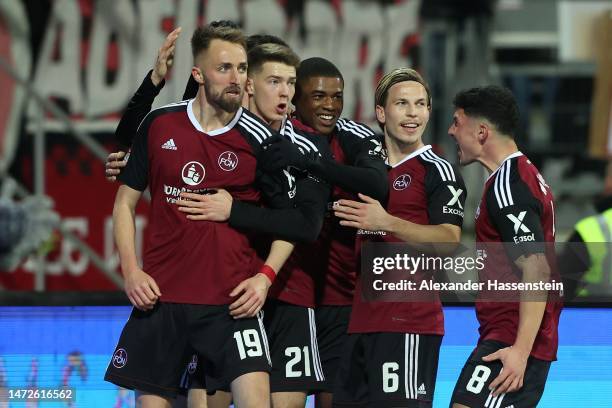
[0,0,611,406]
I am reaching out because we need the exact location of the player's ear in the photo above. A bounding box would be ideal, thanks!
[191,66,204,85]
[375,105,386,127]
[246,77,255,96]
[478,122,489,145]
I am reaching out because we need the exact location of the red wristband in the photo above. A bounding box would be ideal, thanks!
[259,264,276,284]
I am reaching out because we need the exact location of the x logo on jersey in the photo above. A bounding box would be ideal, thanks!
[446,186,463,209]
[507,211,531,233]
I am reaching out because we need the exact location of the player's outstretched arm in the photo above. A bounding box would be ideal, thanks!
[150,27,181,85]
[482,253,550,396]
[115,27,181,148]
[231,176,329,242]
[261,135,389,202]
[307,151,389,202]
[176,178,329,243]
[113,185,161,311]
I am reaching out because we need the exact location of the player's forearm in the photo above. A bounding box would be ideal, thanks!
[309,159,388,202]
[263,240,295,273]
[386,217,461,251]
[514,254,550,355]
[230,179,328,242]
[113,199,140,275]
[115,70,163,147]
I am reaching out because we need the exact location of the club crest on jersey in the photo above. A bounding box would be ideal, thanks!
[218,151,238,171]
[182,161,205,186]
[187,354,198,374]
[393,174,411,191]
[112,348,127,368]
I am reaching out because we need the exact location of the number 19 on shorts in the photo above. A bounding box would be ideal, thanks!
[233,329,263,360]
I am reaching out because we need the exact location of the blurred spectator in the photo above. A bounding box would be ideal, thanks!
[559,162,612,299]
[419,0,497,147]
[0,183,58,271]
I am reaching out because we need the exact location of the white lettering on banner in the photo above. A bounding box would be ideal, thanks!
[21,216,147,277]
[27,0,83,117]
[24,0,419,129]
[86,0,135,116]
[172,0,199,103]
[239,0,420,121]
[23,217,89,276]
[134,0,167,83]
[0,1,32,173]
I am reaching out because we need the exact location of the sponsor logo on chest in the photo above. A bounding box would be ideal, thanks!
[182,161,205,186]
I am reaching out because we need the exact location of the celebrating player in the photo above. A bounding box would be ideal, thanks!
[448,85,561,408]
[333,68,466,407]
[104,23,301,408]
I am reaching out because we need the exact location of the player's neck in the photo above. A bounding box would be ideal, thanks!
[269,119,282,131]
[192,89,237,133]
[385,135,424,166]
[479,136,519,174]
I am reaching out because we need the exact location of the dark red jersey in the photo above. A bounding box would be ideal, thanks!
[312,119,385,305]
[349,145,466,335]
[475,152,561,361]
[118,101,292,305]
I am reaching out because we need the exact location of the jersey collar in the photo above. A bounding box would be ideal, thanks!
[279,116,293,140]
[386,144,432,168]
[486,151,523,182]
[187,99,242,136]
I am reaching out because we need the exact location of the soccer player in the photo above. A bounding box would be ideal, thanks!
[332,68,466,407]
[448,85,561,407]
[107,29,331,407]
[179,41,335,408]
[258,58,389,408]
[242,43,332,408]
[104,24,299,408]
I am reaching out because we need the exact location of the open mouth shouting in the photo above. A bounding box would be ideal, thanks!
[276,102,288,115]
